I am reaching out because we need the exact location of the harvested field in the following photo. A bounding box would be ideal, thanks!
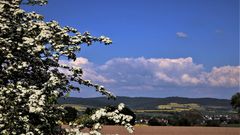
[100,126,240,135]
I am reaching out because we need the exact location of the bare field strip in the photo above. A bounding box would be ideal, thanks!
[100,126,240,135]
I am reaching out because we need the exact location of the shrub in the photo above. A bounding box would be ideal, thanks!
[0,0,133,134]
[205,120,221,127]
[148,118,167,126]
[62,106,79,123]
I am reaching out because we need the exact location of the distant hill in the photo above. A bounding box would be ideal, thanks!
[58,96,231,110]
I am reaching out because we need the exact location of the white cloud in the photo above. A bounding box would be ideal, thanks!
[98,57,204,87]
[176,32,188,38]
[206,66,240,87]
[181,74,201,85]
[69,57,89,66]
[60,57,115,83]
[62,57,239,92]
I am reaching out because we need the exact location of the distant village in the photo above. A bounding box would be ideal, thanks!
[136,113,240,127]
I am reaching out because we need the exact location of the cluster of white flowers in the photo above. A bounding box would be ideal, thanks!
[0,0,133,134]
[67,103,133,135]
[90,103,134,134]
[27,90,45,113]
[0,83,54,134]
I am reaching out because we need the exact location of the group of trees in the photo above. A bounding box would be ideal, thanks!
[147,111,203,126]
[231,92,240,115]
[0,0,133,134]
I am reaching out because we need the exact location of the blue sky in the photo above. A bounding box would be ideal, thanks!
[23,0,239,99]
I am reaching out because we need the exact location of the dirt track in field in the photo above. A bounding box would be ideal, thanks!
[100,126,240,135]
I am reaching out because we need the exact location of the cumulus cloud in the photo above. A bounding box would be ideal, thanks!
[68,57,89,66]
[176,32,188,38]
[62,57,239,93]
[60,57,115,83]
[206,66,240,87]
[99,57,204,87]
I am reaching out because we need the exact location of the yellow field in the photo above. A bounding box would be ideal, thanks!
[61,104,86,111]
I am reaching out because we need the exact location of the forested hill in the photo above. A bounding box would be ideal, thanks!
[58,96,231,110]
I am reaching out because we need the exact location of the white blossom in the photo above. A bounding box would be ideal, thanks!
[118,103,125,111]
[0,0,128,134]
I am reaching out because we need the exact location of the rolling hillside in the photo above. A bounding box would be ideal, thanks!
[58,96,231,110]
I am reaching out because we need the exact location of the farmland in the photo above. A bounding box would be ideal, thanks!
[60,96,240,128]
[157,103,203,112]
